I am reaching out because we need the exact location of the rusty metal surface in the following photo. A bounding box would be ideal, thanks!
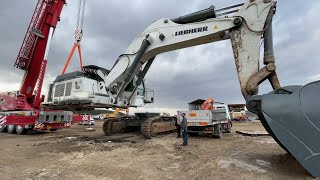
[246,66,273,95]
[230,27,260,99]
[246,63,281,95]
[230,28,242,74]
[102,115,176,139]
[268,71,281,91]
[152,122,176,134]
[102,118,126,135]
[112,121,127,133]
[141,116,176,139]
[141,116,159,139]
[230,1,275,100]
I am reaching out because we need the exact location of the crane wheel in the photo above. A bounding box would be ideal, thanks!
[15,125,27,135]
[0,125,7,133]
[7,125,16,134]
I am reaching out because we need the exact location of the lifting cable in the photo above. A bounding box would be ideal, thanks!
[61,0,86,75]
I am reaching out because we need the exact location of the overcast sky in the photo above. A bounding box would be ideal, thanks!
[0,0,319,114]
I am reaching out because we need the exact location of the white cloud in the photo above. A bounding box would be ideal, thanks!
[0,71,22,91]
[307,74,320,83]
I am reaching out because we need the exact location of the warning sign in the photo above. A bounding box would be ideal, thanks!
[189,113,197,117]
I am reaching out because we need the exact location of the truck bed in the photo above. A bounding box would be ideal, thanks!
[178,109,229,126]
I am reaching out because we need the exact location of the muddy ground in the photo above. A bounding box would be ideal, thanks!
[0,121,318,180]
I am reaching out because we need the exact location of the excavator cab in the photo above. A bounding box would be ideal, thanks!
[247,82,320,177]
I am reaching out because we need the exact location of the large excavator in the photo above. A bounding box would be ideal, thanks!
[43,0,320,177]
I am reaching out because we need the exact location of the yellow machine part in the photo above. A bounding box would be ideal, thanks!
[102,108,129,119]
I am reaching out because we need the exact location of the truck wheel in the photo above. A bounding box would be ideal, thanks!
[212,124,222,138]
[15,125,27,135]
[225,121,232,133]
[7,125,16,134]
[0,125,7,133]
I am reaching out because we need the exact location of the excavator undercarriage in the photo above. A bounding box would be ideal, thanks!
[102,113,176,139]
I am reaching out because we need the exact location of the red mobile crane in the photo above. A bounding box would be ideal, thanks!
[0,0,72,134]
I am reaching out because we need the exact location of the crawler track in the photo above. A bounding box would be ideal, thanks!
[102,116,176,139]
[102,118,116,135]
[141,116,176,139]
[140,116,158,139]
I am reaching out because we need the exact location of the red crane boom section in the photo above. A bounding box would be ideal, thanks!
[15,0,65,106]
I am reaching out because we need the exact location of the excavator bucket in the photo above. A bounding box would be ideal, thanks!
[248,81,320,177]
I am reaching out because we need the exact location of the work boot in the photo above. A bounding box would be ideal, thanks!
[176,136,181,138]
